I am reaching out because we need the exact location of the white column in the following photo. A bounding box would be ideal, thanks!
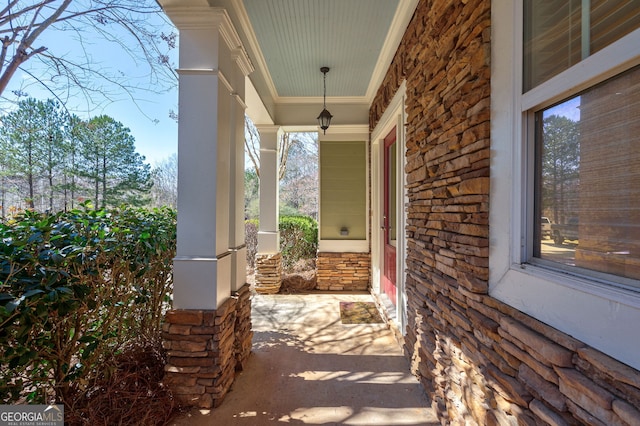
[229,89,248,292]
[256,126,281,253]
[165,7,253,309]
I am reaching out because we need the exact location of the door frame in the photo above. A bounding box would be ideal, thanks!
[371,81,407,332]
[383,128,398,304]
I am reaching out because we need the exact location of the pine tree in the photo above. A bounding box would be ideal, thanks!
[0,98,48,209]
[79,115,151,208]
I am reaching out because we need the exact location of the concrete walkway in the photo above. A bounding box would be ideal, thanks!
[170,293,437,425]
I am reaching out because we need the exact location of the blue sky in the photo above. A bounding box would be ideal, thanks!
[1,9,179,166]
[544,96,581,121]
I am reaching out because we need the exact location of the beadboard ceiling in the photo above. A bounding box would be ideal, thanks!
[242,0,399,98]
[161,0,418,126]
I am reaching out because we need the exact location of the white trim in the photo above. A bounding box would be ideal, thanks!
[164,6,254,75]
[177,69,247,106]
[371,80,407,334]
[277,96,369,105]
[231,93,247,110]
[245,75,274,126]
[218,71,234,94]
[316,125,370,141]
[490,0,640,371]
[162,6,225,29]
[229,0,279,102]
[176,68,217,75]
[231,47,255,77]
[318,240,369,253]
[522,28,640,112]
[365,0,419,103]
[176,68,247,100]
[371,81,407,139]
[371,139,382,295]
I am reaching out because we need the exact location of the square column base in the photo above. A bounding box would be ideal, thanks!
[255,252,282,294]
[162,284,253,409]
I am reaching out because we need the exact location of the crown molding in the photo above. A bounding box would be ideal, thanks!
[163,6,253,76]
[365,0,419,103]
[230,0,279,101]
[277,96,369,105]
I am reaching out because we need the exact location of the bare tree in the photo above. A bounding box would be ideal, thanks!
[244,115,295,180]
[0,1,176,110]
[280,133,318,218]
[150,153,177,208]
[244,116,261,176]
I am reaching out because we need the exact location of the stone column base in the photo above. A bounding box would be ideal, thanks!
[255,252,282,294]
[162,298,238,409]
[233,283,253,370]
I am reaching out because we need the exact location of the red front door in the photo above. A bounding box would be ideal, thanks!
[383,128,397,305]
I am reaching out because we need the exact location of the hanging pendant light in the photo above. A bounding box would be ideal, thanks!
[317,66,333,134]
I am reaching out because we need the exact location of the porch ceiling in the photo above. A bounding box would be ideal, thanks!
[161,0,418,128]
[243,0,399,99]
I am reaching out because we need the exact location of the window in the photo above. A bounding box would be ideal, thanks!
[533,67,640,288]
[524,0,640,91]
[490,1,640,370]
[526,1,640,289]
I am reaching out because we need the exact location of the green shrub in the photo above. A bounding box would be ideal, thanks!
[245,215,318,271]
[0,203,176,405]
[279,216,317,270]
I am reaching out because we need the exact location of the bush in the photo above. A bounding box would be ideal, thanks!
[279,216,318,270]
[245,219,258,270]
[245,215,318,272]
[0,204,176,407]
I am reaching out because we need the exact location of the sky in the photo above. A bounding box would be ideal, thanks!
[0,6,179,166]
[544,96,581,122]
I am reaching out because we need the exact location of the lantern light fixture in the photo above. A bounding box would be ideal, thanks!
[317,66,333,134]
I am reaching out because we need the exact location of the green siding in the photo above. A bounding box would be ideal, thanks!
[320,141,367,239]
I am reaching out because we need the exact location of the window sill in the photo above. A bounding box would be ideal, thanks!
[490,264,640,370]
[518,261,640,309]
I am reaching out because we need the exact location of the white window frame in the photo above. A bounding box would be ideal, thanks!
[490,0,640,370]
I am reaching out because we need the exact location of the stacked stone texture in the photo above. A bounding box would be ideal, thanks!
[162,297,239,409]
[316,252,370,291]
[232,283,253,370]
[255,252,282,294]
[370,0,640,424]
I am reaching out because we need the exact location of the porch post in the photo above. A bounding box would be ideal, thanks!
[255,125,283,294]
[229,79,248,294]
[160,5,254,409]
[169,9,228,311]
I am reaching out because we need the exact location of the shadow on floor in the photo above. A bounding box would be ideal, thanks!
[170,293,438,426]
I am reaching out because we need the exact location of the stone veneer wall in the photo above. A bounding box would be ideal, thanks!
[369,0,640,424]
[162,283,252,409]
[316,252,370,291]
[233,284,253,370]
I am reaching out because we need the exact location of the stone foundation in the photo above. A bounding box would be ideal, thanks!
[405,289,640,425]
[369,0,640,423]
[162,290,251,409]
[232,284,252,370]
[254,252,282,294]
[316,252,370,291]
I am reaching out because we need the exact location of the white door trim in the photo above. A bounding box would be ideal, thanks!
[371,81,407,333]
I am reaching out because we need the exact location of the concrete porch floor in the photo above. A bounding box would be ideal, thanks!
[170,292,438,425]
